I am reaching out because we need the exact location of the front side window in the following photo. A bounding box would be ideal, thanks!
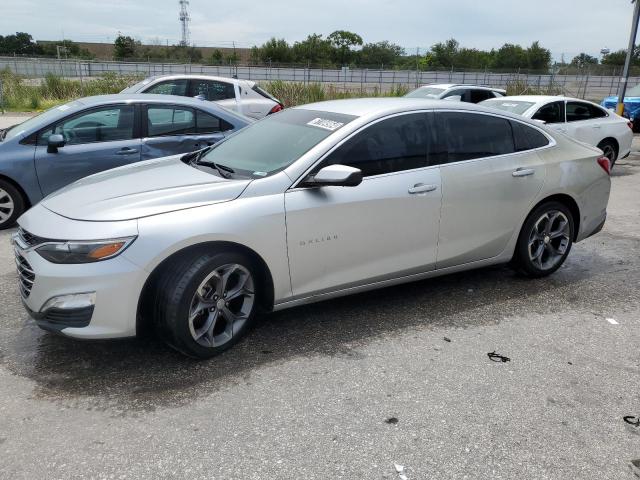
[532,101,565,124]
[191,80,235,101]
[147,106,195,136]
[38,105,135,145]
[322,113,430,177]
[443,89,468,101]
[469,89,495,103]
[144,79,189,96]
[199,109,356,178]
[433,112,514,163]
[566,101,607,122]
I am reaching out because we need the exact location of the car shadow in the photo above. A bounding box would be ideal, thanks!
[0,236,628,413]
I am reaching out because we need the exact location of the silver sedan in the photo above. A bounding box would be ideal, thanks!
[13,98,611,358]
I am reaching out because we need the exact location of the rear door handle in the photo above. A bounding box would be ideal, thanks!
[408,183,438,194]
[512,168,535,177]
[592,124,602,129]
[116,148,138,155]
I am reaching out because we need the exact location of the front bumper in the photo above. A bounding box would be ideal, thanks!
[13,239,148,339]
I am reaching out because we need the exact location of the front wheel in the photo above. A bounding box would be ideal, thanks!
[514,202,575,278]
[154,251,258,358]
[0,180,25,230]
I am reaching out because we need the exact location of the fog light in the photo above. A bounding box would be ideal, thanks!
[41,292,96,312]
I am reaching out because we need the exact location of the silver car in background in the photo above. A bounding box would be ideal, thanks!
[405,83,506,103]
[121,74,284,119]
[13,98,611,358]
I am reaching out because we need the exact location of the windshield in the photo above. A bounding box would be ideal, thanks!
[479,99,535,115]
[3,101,82,141]
[199,109,357,178]
[405,87,446,99]
[625,84,640,97]
[120,77,154,93]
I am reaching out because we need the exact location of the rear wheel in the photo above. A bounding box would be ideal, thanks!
[597,139,618,168]
[514,201,575,278]
[0,180,25,230]
[154,251,258,358]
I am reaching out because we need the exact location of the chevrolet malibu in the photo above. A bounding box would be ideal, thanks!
[13,98,611,358]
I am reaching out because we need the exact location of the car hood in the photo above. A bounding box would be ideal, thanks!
[42,155,252,221]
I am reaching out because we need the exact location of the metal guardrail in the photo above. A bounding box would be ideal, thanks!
[1,56,637,100]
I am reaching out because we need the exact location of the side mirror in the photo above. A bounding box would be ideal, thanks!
[47,134,66,153]
[194,94,206,101]
[443,95,462,102]
[532,119,547,125]
[303,164,363,188]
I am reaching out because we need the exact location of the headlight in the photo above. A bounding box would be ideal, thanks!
[36,237,136,264]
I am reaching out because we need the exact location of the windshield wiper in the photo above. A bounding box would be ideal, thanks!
[194,159,236,179]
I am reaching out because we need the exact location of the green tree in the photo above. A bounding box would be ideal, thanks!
[0,32,40,55]
[252,37,293,64]
[430,38,459,67]
[602,48,640,66]
[327,30,363,65]
[209,49,224,64]
[492,43,528,69]
[358,41,404,67]
[571,53,598,68]
[526,41,552,70]
[113,34,137,59]
[292,34,334,65]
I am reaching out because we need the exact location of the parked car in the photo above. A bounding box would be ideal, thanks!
[0,94,251,229]
[601,84,640,131]
[13,98,611,358]
[121,75,284,120]
[405,84,506,103]
[480,95,633,166]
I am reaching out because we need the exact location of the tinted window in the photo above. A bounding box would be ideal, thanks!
[191,80,235,101]
[469,89,495,103]
[480,99,535,115]
[323,113,430,177]
[566,101,607,122]
[443,89,467,101]
[532,101,565,124]
[38,105,135,145]
[144,79,189,96]
[195,110,232,133]
[511,121,550,151]
[434,112,514,163]
[147,106,195,136]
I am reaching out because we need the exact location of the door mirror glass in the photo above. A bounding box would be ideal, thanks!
[47,133,66,153]
[194,94,206,101]
[303,165,362,187]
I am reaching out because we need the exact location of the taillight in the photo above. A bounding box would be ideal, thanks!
[268,104,284,115]
[597,156,611,175]
[628,120,634,130]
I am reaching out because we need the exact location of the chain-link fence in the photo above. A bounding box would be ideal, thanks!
[1,56,636,101]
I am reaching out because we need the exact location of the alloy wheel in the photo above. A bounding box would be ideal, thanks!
[187,263,255,348]
[0,188,15,224]
[527,210,571,271]
[601,144,616,163]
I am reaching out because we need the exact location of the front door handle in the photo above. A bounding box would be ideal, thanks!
[408,183,438,194]
[512,168,535,177]
[116,147,138,155]
[592,124,602,129]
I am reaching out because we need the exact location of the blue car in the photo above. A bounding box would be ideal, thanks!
[0,94,251,229]
[602,84,640,131]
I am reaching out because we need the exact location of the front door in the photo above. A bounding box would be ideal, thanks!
[285,112,442,298]
[34,104,141,196]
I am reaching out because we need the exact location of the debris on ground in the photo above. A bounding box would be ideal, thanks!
[385,417,399,424]
[487,351,510,363]
[624,416,640,427]
[394,463,408,480]
[630,459,640,477]
[443,337,451,343]
[606,318,619,325]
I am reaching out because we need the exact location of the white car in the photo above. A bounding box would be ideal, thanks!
[405,84,506,103]
[13,98,611,358]
[480,95,633,166]
[121,75,284,120]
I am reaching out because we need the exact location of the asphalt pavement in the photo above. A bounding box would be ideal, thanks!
[0,118,639,479]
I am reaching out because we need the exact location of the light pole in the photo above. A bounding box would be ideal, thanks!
[617,0,640,116]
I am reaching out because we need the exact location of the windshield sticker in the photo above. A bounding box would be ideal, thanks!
[307,118,344,131]
[501,103,519,107]
[253,171,268,177]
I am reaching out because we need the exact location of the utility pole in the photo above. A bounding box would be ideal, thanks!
[617,0,640,116]
[179,0,191,47]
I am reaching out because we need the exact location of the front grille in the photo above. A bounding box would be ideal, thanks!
[14,249,35,299]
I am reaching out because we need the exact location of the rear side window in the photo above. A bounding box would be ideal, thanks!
[532,101,565,124]
[191,80,236,101]
[144,79,189,96]
[433,112,514,163]
[195,110,233,133]
[324,113,430,177]
[469,89,495,103]
[511,121,550,151]
[566,101,607,122]
[147,106,195,136]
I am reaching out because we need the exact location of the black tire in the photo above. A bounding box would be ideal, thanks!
[597,139,618,168]
[514,201,575,278]
[0,179,25,230]
[153,250,259,359]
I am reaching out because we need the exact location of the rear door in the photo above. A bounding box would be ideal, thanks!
[434,111,547,269]
[141,104,230,159]
[564,101,609,145]
[285,112,442,297]
[34,104,141,196]
[189,79,239,113]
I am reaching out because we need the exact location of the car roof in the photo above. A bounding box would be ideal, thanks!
[295,97,527,120]
[418,83,505,91]
[141,74,250,85]
[492,95,605,107]
[74,93,233,107]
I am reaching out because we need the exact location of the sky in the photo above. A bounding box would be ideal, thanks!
[0,0,636,61]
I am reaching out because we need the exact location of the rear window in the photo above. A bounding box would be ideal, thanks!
[252,85,280,103]
[480,99,535,115]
